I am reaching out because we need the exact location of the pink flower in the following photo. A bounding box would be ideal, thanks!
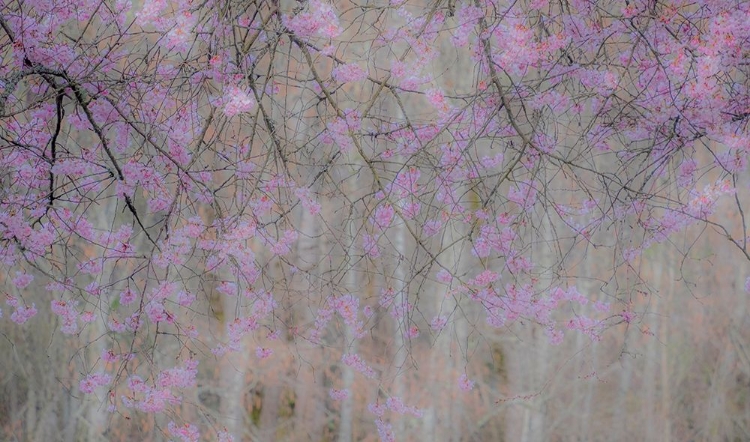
[282,0,342,39]
[335,294,359,326]
[678,159,697,187]
[431,315,448,331]
[10,303,37,325]
[177,291,196,307]
[470,270,499,286]
[256,347,273,359]
[458,374,475,391]
[368,401,386,417]
[385,396,423,417]
[546,327,564,345]
[157,360,199,389]
[342,353,376,379]
[375,418,395,442]
[401,201,420,219]
[12,272,33,289]
[78,259,102,275]
[620,310,637,324]
[426,88,449,113]
[102,349,120,363]
[363,305,374,318]
[372,204,395,230]
[391,60,407,78]
[481,153,504,169]
[436,269,452,284]
[594,301,610,313]
[168,421,200,442]
[137,0,166,25]
[332,64,367,83]
[145,301,170,323]
[329,388,350,400]
[119,288,137,305]
[218,431,235,442]
[223,87,257,117]
[150,282,177,302]
[423,220,442,237]
[407,325,420,338]
[508,181,538,210]
[108,318,127,333]
[80,372,112,394]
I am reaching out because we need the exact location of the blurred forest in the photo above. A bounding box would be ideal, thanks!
[3,200,749,441]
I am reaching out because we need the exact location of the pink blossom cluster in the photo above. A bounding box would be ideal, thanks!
[458,374,475,392]
[686,180,734,219]
[270,229,299,255]
[334,294,360,327]
[371,204,395,230]
[145,301,172,324]
[507,181,539,210]
[164,11,196,52]
[480,153,504,169]
[468,270,500,287]
[223,86,257,117]
[390,167,421,199]
[118,287,136,306]
[168,421,200,442]
[329,388,350,400]
[430,315,448,331]
[472,224,515,258]
[566,316,604,341]
[422,219,442,237]
[218,431,236,442]
[368,396,424,441]
[550,286,588,306]
[451,5,483,47]
[51,299,79,334]
[436,269,453,284]
[79,372,112,394]
[122,362,196,413]
[102,349,121,363]
[342,353,376,379]
[385,396,423,417]
[7,296,37,325]
[256,347,273,359]
[332,63,367,83]
[12,271,33,289]
[322,112,359,153]
[282,0,342,39]
[425,88,449,114]
[157,360,198,389]
[375,418,395,442]
[226,317,259,351]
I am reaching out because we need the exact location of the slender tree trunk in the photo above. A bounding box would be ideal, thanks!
[578,248,598,440]
[661,246,674,441]
[388,212,407,439]
[295,192,327,442]
[522,215,553,442]
[84,197,117,442]
[338,190,360,442]
[222,332,250,438]
[644,247,663,441]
